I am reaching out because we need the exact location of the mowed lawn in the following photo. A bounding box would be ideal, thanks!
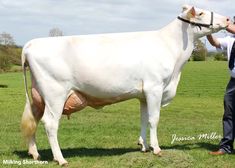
[1,61,235,167]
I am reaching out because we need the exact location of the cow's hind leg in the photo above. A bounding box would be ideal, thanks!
[138,100,149,152]
[41,90,68,166]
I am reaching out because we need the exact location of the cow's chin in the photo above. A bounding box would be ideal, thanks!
[194,28,211,38]
[195,26,224,38]
[212,23,228,32]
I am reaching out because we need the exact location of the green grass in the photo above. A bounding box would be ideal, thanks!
[1,61,235,167]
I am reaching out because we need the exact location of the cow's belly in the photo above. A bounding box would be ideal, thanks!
[31,88,138,118]
[66,89,137,110]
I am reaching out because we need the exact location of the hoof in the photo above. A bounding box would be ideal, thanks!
[28,152,41,160]
[150,146,162,156]
[154,151,162,157]
[54,158,68,167]
[137,142,149,153]
[61,162,69,167]
[142,149,150,153]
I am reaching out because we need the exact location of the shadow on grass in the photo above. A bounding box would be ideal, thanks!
[162,142,218,151]
[14,143,220,160]
[14,147,139,160]
[0,84,8,88]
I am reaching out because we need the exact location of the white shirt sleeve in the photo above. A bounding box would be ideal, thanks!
[217,37,230,50]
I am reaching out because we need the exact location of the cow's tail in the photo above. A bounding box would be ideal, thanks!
[21,48,37,143]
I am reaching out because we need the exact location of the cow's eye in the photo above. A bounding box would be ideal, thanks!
[199,12,204,16]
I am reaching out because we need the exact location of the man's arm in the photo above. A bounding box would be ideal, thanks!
[206,35,221,48]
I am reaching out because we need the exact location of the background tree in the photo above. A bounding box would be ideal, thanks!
[0,32,15,46]
[0,32,15,71]
[0,32,21,71]
[192,39,207,61]
[0,56,10,71]
[213,52,227,61]
[49,28,63,37]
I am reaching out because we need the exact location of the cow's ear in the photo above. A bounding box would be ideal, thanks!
[187,7,196,19]
[182,4,190,12]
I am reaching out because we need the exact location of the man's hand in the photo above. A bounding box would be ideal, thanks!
[226,20,235,34]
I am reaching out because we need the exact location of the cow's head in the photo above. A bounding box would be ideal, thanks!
[179,5,229,38]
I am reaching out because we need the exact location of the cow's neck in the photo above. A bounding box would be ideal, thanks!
[159,18,196,79]
[160,18,195,60]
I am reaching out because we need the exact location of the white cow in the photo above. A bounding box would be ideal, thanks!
[21,5,228,166]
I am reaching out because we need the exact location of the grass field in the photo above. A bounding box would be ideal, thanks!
[0,61,235,167]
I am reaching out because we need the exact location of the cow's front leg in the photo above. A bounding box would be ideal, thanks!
[138,100,149,152]
[145,86,162,156]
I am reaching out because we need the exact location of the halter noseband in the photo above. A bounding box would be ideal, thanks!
[177,12,214,30]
